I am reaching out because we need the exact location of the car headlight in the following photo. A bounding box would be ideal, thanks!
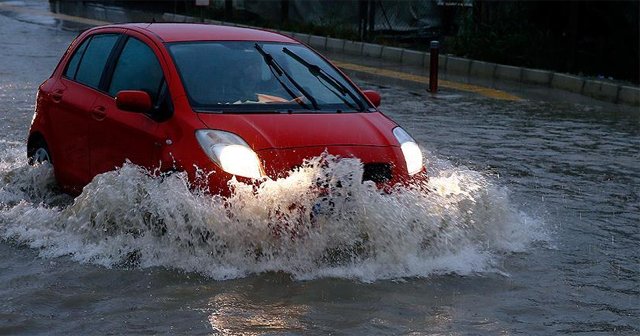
[195,130,264,179]
[393,127,423,175]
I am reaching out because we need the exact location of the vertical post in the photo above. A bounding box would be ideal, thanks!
[428,40,439,93]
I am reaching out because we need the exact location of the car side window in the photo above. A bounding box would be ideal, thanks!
[64,38,90,79]
[72,34,119,89]
[108,37,164,102]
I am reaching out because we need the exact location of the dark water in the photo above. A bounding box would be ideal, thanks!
[1,2,638,334]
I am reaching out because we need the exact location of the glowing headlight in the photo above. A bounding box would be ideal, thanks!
[393,127,423,175]
[195,130,264,179]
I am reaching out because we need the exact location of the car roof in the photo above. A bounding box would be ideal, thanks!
[113,23,298,43]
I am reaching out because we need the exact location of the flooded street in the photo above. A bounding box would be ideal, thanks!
[1,2,638,334]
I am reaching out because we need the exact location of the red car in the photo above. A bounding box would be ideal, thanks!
[27,23,424,195]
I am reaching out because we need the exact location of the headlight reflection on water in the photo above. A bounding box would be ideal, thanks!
[206,293,309,335]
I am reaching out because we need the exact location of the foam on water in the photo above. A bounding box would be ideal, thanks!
[0,142,547,281]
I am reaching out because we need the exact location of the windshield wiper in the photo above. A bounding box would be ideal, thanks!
[282,47,365,112]
[254,43,319,110]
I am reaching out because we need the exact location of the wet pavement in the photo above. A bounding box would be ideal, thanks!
[1,1,639,335]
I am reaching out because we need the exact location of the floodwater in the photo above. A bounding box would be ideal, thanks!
[1,2,638,334]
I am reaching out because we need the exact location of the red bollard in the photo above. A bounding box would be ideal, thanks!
[428,40,439,93]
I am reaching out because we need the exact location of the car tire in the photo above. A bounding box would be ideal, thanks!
[28,138,52,165]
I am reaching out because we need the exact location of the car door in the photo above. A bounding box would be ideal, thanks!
[89,34,169,177]
[47,33,121,189]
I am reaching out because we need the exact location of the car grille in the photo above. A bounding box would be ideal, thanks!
[362,163,392,183]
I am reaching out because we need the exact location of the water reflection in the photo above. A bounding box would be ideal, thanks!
[206,292,309,335]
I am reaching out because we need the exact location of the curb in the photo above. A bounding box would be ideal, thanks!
[163,13,640,106]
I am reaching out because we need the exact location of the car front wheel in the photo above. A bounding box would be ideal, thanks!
[28,139,52,165]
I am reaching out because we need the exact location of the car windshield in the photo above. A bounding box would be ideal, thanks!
[168,41,369,113]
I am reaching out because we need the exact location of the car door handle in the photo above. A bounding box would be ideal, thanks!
[50,90,64,103]
[91,106,107,121]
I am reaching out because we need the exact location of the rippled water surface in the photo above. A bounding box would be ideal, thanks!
[1,2,638,334]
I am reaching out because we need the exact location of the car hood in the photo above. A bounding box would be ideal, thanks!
[196,112,399,150]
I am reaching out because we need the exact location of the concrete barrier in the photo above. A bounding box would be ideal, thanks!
[522,68,552,85]
[446,56,471,76]
[292,32,310,44]
[205,19,225,25]
[550,73,584,93]
[308,35,326,50]
[583,80,620,102]
[343,40,363,55]
[161,13,175,21]
[494,65,522,82]
[381,46,403,62]
[326,37,344,52]
[470,60,496,78]
[362,43,383,58]
[438,54,447,71]
[168,13,197,22]
[84,4,128,22]
[618,86,640,106]
[401,49,425,66]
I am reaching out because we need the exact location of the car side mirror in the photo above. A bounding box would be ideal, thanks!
[116,90,152,113]
[362,90,381,107]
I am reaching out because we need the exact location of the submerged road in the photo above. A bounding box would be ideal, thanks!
[0,1,639,334]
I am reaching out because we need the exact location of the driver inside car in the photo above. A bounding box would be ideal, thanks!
[231,53,292,104]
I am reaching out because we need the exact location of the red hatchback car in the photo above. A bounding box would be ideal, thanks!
[28,23,424,195]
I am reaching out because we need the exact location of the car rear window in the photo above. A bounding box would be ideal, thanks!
[64,38,90,79]
[71,34,119,89]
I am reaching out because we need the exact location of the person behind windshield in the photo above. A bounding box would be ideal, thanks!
[230,52,290,104]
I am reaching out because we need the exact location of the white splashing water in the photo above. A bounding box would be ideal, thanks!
[0,142,546,281]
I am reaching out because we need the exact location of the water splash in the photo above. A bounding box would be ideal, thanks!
[0,142,546,281]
